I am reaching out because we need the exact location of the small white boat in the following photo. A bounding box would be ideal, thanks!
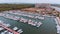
[32,22,37,26]
[37,17,44,20]
[6,24,11,27]
[8,32,13,34]
[13,27,18,31]
[31,22,36,26]
[20,18,24,22]
[0,27,4,31]
[36,22,42,27]
[56,25,60,33]
[23,19,28,23]
[3,30,9,34]
[28,19,32,24]
[4,30,8,32]
[17,29,23,33]
[28,15,34,18]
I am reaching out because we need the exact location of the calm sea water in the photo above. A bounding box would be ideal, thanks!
[0,13,57,34]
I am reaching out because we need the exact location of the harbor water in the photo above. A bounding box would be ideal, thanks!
[0,12,57,34]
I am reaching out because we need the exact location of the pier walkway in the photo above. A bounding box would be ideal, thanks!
[0,23,20,34]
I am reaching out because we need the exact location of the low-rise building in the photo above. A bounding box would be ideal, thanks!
[35,3,51,8]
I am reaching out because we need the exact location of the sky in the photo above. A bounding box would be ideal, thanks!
[0,0,60,4]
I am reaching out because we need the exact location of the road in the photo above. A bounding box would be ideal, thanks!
[51,6,60,12]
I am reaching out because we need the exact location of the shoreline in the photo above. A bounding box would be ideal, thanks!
[54,17,60,34]
[56,17,60,25]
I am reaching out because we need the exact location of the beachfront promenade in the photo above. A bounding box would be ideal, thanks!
[0,23,20,34]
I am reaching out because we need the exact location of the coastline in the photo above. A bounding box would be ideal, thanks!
[55,17,60,34]
[56,17,60,25]
[0,10,56,34]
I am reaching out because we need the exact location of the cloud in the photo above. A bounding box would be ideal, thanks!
[37,0,60,4]
[0,0,60,4]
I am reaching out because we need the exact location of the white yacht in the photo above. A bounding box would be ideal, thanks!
[31,21,36,26]
[28,20,37,26]
[28,15,34,18]
[6,24,11,27]
[56,25,60,34]
[28,19,32,24]
[37,16,44,20]
[35,16,44,20]
[3,30,9,34]
[23,19,28,23]
[13,27,18,31]
[0,27,4,31]
[8,32,13,34]
[36,22,43,27]
[20,17,27,23]
[32,22,37,26]
[20,18,25,22]
[4,30,8,33]
[17,29,23,33]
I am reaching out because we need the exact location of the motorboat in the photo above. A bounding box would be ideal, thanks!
[28,19,32,24]
[56,25,60,34]
[28,15,34,18]
[23,19,28,23]
[36,22,42,27]
[13,27,18,31]
[3,30,13,34]
[35,16,45,20]
[3,30,9,34]
[37,17,44,20]
[20,17,28,23]
[8,32,13,34]
[20,18,25,22]
[6,24,11,27]
[0,27,4,31]
[28,19,38,26]
[32,21,37,26]
[31,22,36,26]
[17,29,23,33]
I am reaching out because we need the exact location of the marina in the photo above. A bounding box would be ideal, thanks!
[0,11,57,34]
[0,0,60,34]
[0,20,23,34]
[0,12,44,27]
[4,10,45,20]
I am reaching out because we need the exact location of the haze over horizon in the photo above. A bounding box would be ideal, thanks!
[0,0,60,4]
